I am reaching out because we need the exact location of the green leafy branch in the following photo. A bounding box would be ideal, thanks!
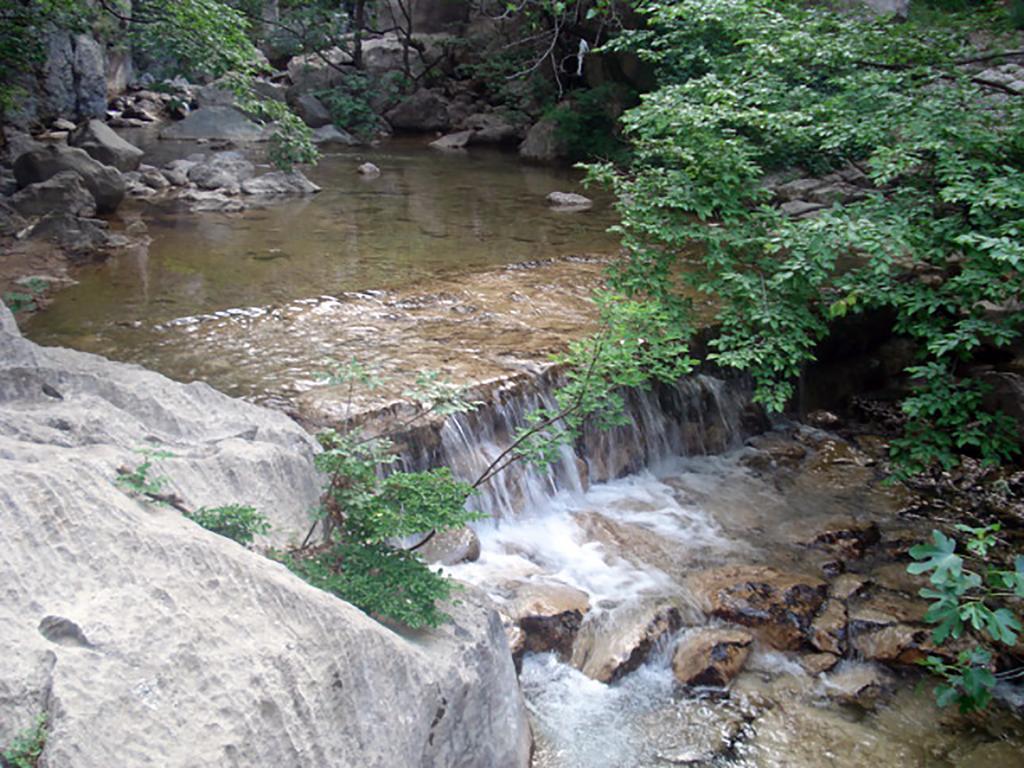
[908,525,1024,711]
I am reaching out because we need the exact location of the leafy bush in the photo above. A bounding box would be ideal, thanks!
[549,83,636,162]
[317,71,395,142]
[909,525,1024,711]
[589,0,1024,473]
[185,504,270,546]
[2,713,47,768]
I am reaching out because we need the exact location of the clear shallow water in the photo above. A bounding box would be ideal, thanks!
[25,139,618,349]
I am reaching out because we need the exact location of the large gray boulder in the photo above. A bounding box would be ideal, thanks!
[9,170,97,218]
[0,305,531,768]
[291,93,333,128]
[69,119,145,172]
[12,144,125,214]
[519,117,567,162]
[160,106,270,142]
[286,47,353,94]
[23,212,121,255]
[385,89,451,132]
[187,151,257,192]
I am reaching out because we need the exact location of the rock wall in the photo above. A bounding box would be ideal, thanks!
[0,303,531,767]
[7,31,111,130]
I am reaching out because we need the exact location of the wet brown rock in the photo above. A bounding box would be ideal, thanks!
[809,599,848,655]
[807,517,881,560]
[503,581,590,661]
[571,600,682,682]
[849,589,927,626]
[741,433,807,471]
[672,628,754,687]
[868,562,928,595]
[800,652,840,675]
[829,573,869,601]
[823,663,893,710]
[688,566,828,651]
[849,624,933,665]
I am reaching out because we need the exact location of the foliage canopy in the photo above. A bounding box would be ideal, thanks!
[589,0,1024,474]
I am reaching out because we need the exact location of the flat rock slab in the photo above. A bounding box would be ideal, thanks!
[161,106,271,142]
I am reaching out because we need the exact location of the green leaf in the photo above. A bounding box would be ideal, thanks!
[908,530,962,585]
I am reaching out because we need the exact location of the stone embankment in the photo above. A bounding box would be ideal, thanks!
[0,302,531,767]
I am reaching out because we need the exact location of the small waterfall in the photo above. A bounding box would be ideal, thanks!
[395,369,756,519]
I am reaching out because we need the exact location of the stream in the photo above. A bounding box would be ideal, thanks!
[23,143,1024,766]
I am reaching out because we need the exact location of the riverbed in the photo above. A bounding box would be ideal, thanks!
[21,142,1024,767]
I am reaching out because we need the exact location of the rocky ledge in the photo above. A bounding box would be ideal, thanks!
[0,302,530,767]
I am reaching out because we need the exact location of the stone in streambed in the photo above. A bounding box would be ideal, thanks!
[672,627,754,687]
[414,526,481,566]
[69,119,144,172]
[809,599,848,655]
[430,130,473,151]
[10,170,96,218]
[546,191,592,210]
[240,170,320,196]
[571,600,682,682]
[503,581,590,661]
[13,144,125,214]
[160,106,270,142]
[687,565,827,651]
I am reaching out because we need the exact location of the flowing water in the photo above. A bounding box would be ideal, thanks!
[21,142,1023,766]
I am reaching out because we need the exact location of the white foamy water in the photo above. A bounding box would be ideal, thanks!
[452,465,739,605]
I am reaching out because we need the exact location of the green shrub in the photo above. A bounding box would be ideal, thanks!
[280,430,484,629]
[549,83,636,162]
[185,504,270,546]
[317,71,399,142]
[277,366,486,629]
[908,525,1024,711]
[588,0,1024,473]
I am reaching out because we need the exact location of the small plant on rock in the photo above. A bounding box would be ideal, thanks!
[185,504,270,546]
[279,364,486,629]
[2,713,47,768]
[115,449,174,499]
[909,525,1024,711]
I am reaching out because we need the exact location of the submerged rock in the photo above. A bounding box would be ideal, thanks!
[547,191,593,210]
[0,303,531,768]
[241,170,321,196]
[672,627,754,687]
